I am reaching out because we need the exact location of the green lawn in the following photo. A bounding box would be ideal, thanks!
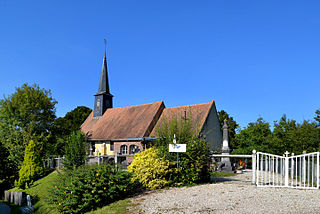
[86,199,139,214]
[9,170,137,214]
[210,171,237,177]
[10,170,60,214]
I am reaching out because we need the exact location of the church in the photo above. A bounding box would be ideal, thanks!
[81,50,222,164]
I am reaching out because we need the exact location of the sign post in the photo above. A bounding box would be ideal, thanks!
[169,134,186,169]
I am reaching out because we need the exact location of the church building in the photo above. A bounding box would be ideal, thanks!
[81,50,222,164]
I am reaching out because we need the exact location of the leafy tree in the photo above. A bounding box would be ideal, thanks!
[273,115,319,154]
[52,106,91,155]
[0,141,17,194]
[232,117,273,154]
[64,131,86,170]
[16,140,44,189]
[0,83,57,168]
[217,110,239,150]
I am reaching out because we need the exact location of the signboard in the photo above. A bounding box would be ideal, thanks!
[169,144,186,153]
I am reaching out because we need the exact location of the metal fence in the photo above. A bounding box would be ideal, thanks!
[255,151,320,189]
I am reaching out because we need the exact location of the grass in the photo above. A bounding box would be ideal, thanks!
[210,171,237,177]
[10,170,60,214]
[86,199,139,214]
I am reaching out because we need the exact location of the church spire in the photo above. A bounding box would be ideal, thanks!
[93,40,113,117]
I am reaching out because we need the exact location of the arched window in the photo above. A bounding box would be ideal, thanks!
[129,145,140,154]
[120,145,128,155]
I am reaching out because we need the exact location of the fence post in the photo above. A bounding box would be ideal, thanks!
[252,150,256,185]
[317,152,319,189]
[285,151,289,187]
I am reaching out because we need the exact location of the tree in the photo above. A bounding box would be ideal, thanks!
[0,141,17,195]
[273,115,320,154]
[64,131,87,170]
[232,117,273,154]
[0,83,57,168]
[16,140,44,189]
[217,110,239,150]
[315,109,320,127]
[52,106,91,155]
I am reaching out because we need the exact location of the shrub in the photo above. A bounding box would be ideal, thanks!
[64,131,86,170]
[155,115,211,185]
[15,140,44,189]
[49,164,140,214]
[128,147,175,190]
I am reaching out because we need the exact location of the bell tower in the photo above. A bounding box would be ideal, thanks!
[93,40,113,117]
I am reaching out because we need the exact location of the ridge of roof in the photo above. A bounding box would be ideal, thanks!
[164,100,214,110]
[106,101,164,111]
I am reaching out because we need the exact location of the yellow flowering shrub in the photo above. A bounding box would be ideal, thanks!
[128,147,172,190]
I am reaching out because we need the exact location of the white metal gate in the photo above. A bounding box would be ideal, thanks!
[254,151,320,189]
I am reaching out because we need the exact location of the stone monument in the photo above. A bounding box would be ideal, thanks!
[220,119,233,172]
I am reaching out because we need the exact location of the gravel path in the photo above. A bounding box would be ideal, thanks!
[131,172,320,213]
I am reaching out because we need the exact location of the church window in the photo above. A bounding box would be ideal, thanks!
[120,145,128,155]
[129,145,140,154]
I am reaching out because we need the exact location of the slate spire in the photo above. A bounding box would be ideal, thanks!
[97,52,110,94]
[93,41,113,117]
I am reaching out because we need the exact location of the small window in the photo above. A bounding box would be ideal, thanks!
[129,145,140,154]
[120,145,128,155]
[110,142,114,151]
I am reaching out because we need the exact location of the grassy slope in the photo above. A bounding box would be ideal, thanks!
[10,171,136,214]
[10,170,59,214]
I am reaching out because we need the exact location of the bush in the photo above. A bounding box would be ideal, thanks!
[15,140,44,189]
[128,147,174,190]
[64,131,86,170]
[155,115,211,185]
[49,164,140,214]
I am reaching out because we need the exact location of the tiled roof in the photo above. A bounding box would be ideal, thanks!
[81,101,165,140]
[149,101,214,137]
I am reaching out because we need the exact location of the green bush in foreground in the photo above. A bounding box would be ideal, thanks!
[16,140,44,189]
[49,164,140,214]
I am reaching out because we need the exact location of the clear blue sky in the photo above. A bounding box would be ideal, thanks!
[1,0,320,129]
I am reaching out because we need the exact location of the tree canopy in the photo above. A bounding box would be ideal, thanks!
[0,83,57,167]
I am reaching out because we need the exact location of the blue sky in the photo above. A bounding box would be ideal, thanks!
[1,0,320,129]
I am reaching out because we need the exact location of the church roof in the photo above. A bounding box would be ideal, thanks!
[81,101,165,140]
[149,101,214,137]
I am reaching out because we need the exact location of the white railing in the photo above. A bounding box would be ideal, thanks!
[254,151,320,189]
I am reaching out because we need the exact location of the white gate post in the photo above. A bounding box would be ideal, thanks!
[317,152,319,189]
[252,150,256,185]
[285,151,289,187]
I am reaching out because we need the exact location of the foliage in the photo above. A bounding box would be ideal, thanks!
[15,140,44,189]
[49,164,140,214]
[0,83,57,168]
[64,131,87,170]
[232,117,273,154]
[128,147,173,190]
[272,115,319,154]
[315,109,320,127]
[154,115,211,186]
[53,106,91,155]
[233,114,320,155]
[218,110,239,149]
[0,141,17,197]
